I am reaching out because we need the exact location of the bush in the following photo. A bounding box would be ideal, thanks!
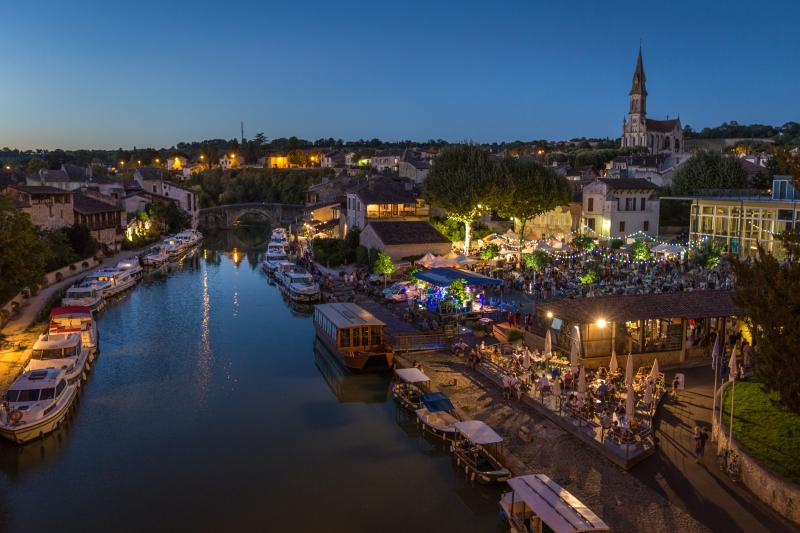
[572,235,594,251]
[355,245,369,266]
[312,236,361,267]
[480,243,500,260]
[579,261,601,285]
[507,328,524,343]
[609,238,624,250]
[631,240,651,261]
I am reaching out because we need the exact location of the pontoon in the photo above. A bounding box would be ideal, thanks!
[0,368,78,444]
[26,332,91,385]
[500,474,609,533]
[451,420,511,484]
[313,303,393,371]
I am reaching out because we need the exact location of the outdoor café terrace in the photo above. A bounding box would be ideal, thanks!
[533,291,739,369]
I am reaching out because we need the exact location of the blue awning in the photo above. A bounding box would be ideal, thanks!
[413,267,502,287]
[420,392,454,412]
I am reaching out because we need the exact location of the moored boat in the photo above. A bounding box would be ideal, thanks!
[161,236,184,258]
[49,306,98,354]
[271,227,288,244]
[26,332,91,385]
[415,392,459,441]
[142,245,169,267]
[62,283,104,311]
[116,257,143,280]
[392,367,430,411]
[261,243,289,273]
[451,420,510,484]
[86,267,137,297]
[313,303,393,372]
[500,474,609,533]
[284,271,321,302]
[0,368,78,444]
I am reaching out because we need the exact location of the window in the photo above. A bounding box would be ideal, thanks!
[340,328,350,347]
[55,380,66,397]
[361,327,369,346]
[587,218,596,232]
[619,221,625,232]
[5,390,19,402]
[40,388,55,400]
[625,198,635,211]
[18,389,40,402]
[640,197,646,210]
[643,220,650,232]
[587,198,594,212]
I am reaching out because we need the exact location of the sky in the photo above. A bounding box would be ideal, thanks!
[1,0,798,150]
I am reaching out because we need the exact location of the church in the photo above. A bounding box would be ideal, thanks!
[621,48,684,154]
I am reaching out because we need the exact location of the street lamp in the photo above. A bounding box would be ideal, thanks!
[200,154,205,160]
[546,311,553,319]
[596,318,607,328]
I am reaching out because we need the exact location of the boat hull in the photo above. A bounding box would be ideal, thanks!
[0,386,77,444]
[313,332,393,372]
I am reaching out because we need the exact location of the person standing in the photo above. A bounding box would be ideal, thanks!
[699,427,709,462]
[693,426,703,463]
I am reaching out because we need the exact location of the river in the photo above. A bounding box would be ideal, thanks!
[0,230,502,533]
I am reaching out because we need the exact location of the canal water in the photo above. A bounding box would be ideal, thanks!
[0,231,502,533]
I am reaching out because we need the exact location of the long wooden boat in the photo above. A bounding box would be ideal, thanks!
[451,420,511,484]
[392,367,430,411]
[313,303,393,372]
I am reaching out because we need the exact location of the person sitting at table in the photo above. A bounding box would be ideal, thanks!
[616,400,626,421]
[596,381,609,405]
[598,367,607,380]
[564,370,574,387]
[550,367,561,380]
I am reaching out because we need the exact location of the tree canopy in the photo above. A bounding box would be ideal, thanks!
[670,150,748,195]
[424,145,495,253]
[0,198,49,302]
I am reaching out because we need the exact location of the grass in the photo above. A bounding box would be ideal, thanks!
[722,378,800,484]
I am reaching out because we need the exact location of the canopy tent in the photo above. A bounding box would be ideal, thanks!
[626,383,636,420]
[395,368,430,384]
[505,474,609,533]
[504,228,520,241]
[414,267,502,287]
[544,329,553,358]
[609,348,618,373]
[453,254,480,266]
[625,353,634,387]
[418,252,438,268]
[420,392,454,413]
[651,243,686,256]
[454,420,504,445]
[483,233,507,245]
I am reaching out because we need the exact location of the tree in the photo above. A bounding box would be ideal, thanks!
[26,157,48,173]
[691,240,724,268]
[65,224,99,258]
[523,250,548,272]
[670,151,748,194]
[493,157,571,248]
[0,198,49,302]
[730,231,800,413]
[288,150,309,167]
[480,243,500,260]
[579,261,601,285]
[572,235,594,251]
[424,144,495,254]
[373,252,395,287]
[631,240,651,261]
[769,146,800,178]
[448,278,468,307]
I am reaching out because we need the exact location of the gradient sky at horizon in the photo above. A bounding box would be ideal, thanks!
[2,0,798,150]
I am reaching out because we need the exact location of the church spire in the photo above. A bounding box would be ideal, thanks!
[629,46,647,115]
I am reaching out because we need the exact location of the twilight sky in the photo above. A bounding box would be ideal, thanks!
[1,0,798,150]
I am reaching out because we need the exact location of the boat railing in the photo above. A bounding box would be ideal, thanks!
[389,332,453,353]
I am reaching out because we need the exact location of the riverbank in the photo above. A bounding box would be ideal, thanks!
[0,246,149,394]
[396,350,709,533]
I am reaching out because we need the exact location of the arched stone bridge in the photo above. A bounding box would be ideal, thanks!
[198,203,305,229]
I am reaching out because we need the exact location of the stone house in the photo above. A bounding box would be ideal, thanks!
[1,184,74,230]
[581,178,660,239]
[360,221,451,261]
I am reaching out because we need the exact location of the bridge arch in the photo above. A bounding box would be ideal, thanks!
[198,203,305,230]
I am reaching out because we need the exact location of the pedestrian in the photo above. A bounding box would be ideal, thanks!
[699,427,709,461]
[672,375,680,402]
[693,426,703,463]
[742,340,752,371]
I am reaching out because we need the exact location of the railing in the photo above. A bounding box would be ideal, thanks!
[389,332,453,353]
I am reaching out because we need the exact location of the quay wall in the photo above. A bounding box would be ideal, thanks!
[712,381,800,526]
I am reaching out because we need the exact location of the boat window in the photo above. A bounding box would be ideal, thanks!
[32,348,66,359]
[40,388,55,400]
[361,327,370,346]
[351,328,359,346]
[5,390,20,402]
[372,326,383,345]
[55,380,66,397]
[340,328,351,347]
[17,389,41,402]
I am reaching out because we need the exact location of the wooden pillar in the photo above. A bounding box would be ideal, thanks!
[680,318,687,363]
[610,321,616,361]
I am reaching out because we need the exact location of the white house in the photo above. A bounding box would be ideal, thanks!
[581,178,659,239]
[219,153,239,170]
[134,168,200,227]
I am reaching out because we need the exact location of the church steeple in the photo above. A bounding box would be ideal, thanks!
[629,46,647,115]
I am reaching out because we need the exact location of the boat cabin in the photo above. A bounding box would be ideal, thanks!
[314,303,386,353]
[4,369,67,404]
[500,474,609,533]
[31,333,82,360]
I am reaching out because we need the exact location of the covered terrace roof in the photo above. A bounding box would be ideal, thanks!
[413,267,502,287]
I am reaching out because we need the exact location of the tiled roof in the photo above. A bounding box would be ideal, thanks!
[540,291,738,324]
[44,169,70,182]
[73,193,122,214]
[137,168,163,180]
[62,163,89,181]
[6,184,70,195]
[596,178,659,190]
[350,177,418,204]
[366,221,450,245]
[646,118,681,133]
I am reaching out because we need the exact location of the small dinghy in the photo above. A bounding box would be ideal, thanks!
[415,392,459,441]
[392,367,430,411]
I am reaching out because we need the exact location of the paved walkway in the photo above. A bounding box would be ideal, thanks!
[635,365,795,532]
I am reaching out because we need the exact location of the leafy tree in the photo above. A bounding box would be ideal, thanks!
[373,252,395,287]
[631,240,651,261]
[493,157,571,247]
[730,231,800,413]
[149,202,190,234]
[769,146,800,178]
[65,224,99,257]
[523,251,547,272]
[609,238,624,249]
[424,144,495,254]
[40,229,78,271]
[670,150,748,194]
[572,235,594,251]
[448,278,468,306]
[578,261,601,285]
[288,150,309,167]
[480,243,500,260]
[0,198,49,302]
[691,240,724,268]
[430,216,491,243]
[26,157,48,173]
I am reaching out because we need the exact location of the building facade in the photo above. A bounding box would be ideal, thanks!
[1,184,74,230]
[581,178,660,239]
[133,168,199,227]
[73,193,124,252]
[621,48,684,155]
[345,176,429,233]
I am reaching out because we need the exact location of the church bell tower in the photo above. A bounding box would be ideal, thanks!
[628,46,647,126]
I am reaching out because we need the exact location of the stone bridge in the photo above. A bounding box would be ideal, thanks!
[198,203,305,229]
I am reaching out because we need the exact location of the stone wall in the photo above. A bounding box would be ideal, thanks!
[712,381,800,526]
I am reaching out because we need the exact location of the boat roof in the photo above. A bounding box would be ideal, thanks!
[33,332,80,350]
[315,303,385,328]
[454,420,504,444]
[506,474,609,533]
[11,368,64,389]
[50,306,92,318]
[420,392,454,413]
[395,368,430,383]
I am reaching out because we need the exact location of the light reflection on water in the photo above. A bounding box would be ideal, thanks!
[0,231,504,533]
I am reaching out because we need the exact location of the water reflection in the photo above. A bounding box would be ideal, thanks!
[314,339,391,403]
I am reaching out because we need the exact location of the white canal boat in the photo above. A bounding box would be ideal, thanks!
[0,368,78,444]
[25,332,91,385]
[262,243,289,273]
[61,282,104,311]
[283,271,321,302]
[116,256,143,280]
[49,306,98,354]
[142,245,170,267]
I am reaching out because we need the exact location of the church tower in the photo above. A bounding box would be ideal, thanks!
[629,46,647,121]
